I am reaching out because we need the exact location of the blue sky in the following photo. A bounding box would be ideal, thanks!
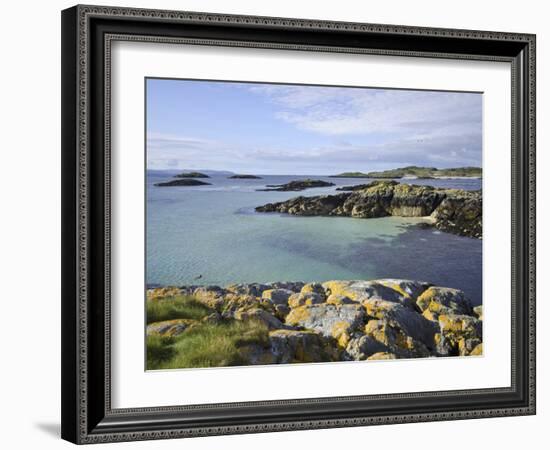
[146,78,482,175]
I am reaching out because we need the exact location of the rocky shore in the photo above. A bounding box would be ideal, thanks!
[256,180,482,238]
[147,279,483,368]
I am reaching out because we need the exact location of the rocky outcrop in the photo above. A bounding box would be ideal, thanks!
[147,279,483,365]
[336,184,376,191]
[154,179,211,187]
[255,180,482,238]
[257,179,335,192]
[174,171,210,178]
[228,174,262,179]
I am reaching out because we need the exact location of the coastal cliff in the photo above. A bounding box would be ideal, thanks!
[256,180,482,238]
[147,279,483,369]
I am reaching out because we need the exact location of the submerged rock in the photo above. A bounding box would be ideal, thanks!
[255,181,482,238]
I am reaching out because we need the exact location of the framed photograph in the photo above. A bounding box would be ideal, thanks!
[61,5,536,444]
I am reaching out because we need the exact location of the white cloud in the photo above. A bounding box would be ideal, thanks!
[249,85,481,139]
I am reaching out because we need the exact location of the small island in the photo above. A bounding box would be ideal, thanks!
[257,179,335,192]
[174,171,210,178]
[155,179,211,187]
[228,174,263,179]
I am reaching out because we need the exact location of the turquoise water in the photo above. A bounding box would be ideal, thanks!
[147,172,482,305]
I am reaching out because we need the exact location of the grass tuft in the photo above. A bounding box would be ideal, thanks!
[146,319,270,370]
[147,295,213,324]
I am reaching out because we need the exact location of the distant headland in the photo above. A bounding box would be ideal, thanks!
[330,166,482,179]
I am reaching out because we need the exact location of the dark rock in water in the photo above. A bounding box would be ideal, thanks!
[257,179,335,192]
[174,171,210,178]
[154,179,211,187]
[255,180,482,238]
[336,180,399,191]
[228,174,262,179]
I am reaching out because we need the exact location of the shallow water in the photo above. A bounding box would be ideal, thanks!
[146,172,482,305]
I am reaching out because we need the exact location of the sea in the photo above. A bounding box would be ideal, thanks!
[146,171,482,306]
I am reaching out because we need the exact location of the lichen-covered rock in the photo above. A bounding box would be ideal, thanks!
[377,279,432,302]
[269,329,336,363]
[322,279,429,310]
[367,352,398,360]
[431,191,482,239]
[326,294,356,305]
[458,337,482,356]
[238,344,276,365]
[288,292,325,308]
[234,308,287,330]
[470,343,483,356]
[225,283,270,297]
[146,319,193,337]
[269,281,306,292]
[362,299,438,350]
[273,304,291,321]
[473,305,483,321]
[147,286,182,301]
[433,333,454,357]
[416,286,473,319]
[300,282,326,296]
[345,334,388,360]
[261,288,294,305]
[193,286,227,309]
[363,319,431,358]
[285,304,366,347]
[438,313,482,354]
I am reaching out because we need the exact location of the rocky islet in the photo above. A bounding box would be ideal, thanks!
[256,180,482,238]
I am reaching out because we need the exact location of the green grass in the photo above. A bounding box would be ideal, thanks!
[146,319,270,370]
[146,335,177,367]
[146,295,213,324]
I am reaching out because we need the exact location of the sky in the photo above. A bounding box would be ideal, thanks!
[146,78,482,175]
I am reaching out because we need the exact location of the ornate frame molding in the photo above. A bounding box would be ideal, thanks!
[62,5,536,444]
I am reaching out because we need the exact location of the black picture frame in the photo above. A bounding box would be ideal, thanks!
[61,4,536,444]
